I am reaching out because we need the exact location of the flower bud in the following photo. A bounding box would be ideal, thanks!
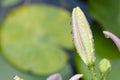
[72,7,95,66]
[99,58,111,74]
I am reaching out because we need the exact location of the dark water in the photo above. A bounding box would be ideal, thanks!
[0,0,92,23]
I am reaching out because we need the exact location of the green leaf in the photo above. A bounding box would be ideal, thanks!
[89,0,120,36]
[0,54,72,80]
[1,5,73,75]
[74,25,120,80]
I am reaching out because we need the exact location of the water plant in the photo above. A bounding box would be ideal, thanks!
[71,7,111,80]
[13,6,114,80]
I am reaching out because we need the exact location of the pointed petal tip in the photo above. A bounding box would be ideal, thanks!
[103,30,119,40]
[47,73,62,80]
[13,75,23,80]
[103,31,110,38]
[103,30,120,51]
[69,74,83,80]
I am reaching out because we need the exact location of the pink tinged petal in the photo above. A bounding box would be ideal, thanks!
[47,73,62,80]
[69,74,83,80]
[103,31,120,51]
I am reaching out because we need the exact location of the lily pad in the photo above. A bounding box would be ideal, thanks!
[1,5,73,75]
[0,54,72,80]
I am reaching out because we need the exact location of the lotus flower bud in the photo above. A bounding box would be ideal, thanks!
[72,7,95,66]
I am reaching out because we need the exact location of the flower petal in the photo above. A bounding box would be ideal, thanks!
[69,74,83,80]
[13,75,23,80]
[103,31,120,51]
[47,73,62,80]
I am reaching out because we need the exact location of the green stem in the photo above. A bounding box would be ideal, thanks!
[101,76,105,80]
[89,66,98,80]
[101,73,107,80]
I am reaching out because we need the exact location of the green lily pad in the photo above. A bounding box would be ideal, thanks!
[74,25,120,80]
[1,5,73,75]
[89,0,120,36]
[0,54,72,80]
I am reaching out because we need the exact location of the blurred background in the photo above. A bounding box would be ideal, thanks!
[0,0,120,80]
